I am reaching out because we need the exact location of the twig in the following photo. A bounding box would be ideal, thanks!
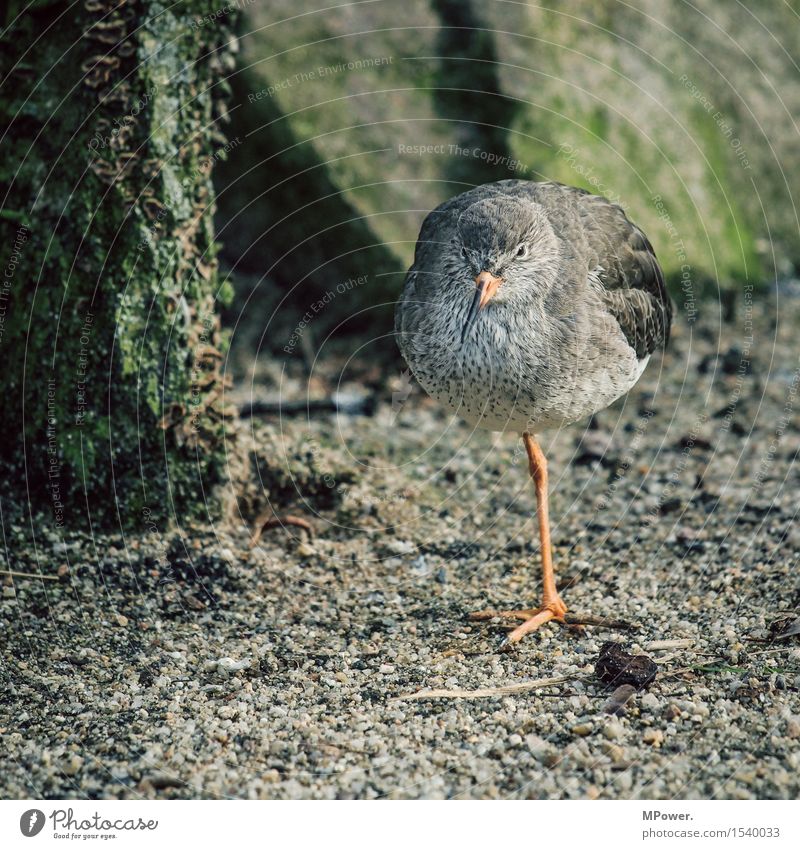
[561,613,638,630]
[749,646,800,657]
[250,515,314,547]
[652,652,684,665]
[0,570,59,581]
[391,674,572,701]
[645,638,694,651]
[660,656,728,679]
[239,395,375,419]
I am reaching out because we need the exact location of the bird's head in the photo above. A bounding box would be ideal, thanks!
[455,195,560,341]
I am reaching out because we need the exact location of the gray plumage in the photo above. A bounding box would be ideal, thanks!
[395,179,672,433]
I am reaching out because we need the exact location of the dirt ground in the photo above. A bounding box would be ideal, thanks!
[2,293,799,799]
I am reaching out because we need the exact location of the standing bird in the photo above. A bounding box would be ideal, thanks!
[395,180,671,643]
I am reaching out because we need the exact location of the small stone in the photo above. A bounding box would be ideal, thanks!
[603,684,637,715]
[664,703,681,720]
[786,717,800,739]
[675,526,705,552]
[543,752,564,768]
[617,770,633,791]
[213,656,250,676]
[525,734,557,764]
[575,432,614,466]
[640,692,659,710]
[601,741,625,763]
[115,614,129,627]
[603,721,624,741]
[144,772,183,789]
[571,723,593,737]
[61,755,83,776]
[386,539,416,555]
[642,728,664,746]
[595,642,658,689]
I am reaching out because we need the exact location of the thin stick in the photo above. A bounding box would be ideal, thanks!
[392,674,572,702]
[0,570,59,581]
[645,638,694,651]
[250,515,314,547]
[239,396,375,419]
[561,613,638,630]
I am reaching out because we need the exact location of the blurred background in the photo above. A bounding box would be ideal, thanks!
[3,1,800,801]
[214,0,799,378]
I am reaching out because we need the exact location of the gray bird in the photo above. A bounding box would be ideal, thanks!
[395,179,671,643]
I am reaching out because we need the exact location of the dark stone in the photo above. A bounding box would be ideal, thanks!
[595,642,657,689]
[573,431,615,466]
[698,345,751,376]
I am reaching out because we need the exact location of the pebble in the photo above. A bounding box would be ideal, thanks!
[640,692,659,711]
[60,756,83,776]
[4,306,799,801]
[211,657,251,676]
[603,721,624,741]
[642,729,664,746]
[601,742,626,763]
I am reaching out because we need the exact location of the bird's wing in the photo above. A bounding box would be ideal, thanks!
[496,180,673,359]
[574,189,672,359]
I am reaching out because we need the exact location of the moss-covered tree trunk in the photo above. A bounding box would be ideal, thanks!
[0,0,238,530]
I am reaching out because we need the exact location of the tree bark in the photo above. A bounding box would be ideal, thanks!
[0,0,239,530]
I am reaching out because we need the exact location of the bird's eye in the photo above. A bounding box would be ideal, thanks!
[516,244,528,259]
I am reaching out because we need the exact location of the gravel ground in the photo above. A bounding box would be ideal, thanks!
[2,294,800,800]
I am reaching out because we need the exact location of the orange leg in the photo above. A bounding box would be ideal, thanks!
[470,432,567,644]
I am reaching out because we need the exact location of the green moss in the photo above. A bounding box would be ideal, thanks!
[0,0,238,530]
[506,84,764,303]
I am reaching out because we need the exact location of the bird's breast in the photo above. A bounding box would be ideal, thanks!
[399,300,549,431]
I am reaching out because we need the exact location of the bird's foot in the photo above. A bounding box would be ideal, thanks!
[469,595,568,644]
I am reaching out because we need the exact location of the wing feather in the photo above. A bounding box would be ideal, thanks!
[575,190,672,358]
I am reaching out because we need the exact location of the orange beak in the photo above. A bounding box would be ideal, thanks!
[461,270,503,342]
[475,270,503,308]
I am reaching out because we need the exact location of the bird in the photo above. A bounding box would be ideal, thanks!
[395,179,671,643]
